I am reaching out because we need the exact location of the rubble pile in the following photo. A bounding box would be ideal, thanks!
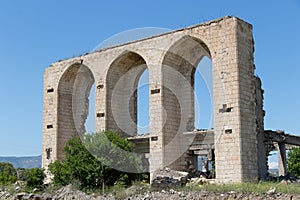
[151,168,188,189]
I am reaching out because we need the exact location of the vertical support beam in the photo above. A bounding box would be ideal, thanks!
[213,18,258,182]
[235,19,258,181]
[148,60,164,181]
[257,133,268,179]
[42,67,58,170]
[95,82,106,132]
[277,142,287,176]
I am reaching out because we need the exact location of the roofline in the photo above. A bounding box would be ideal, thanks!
[51,16,251,65]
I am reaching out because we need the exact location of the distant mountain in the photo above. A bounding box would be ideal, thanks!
[0,155,41,169]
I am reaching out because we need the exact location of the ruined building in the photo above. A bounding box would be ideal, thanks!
[42,16,300,183]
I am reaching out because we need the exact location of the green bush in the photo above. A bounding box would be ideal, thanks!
[0,162,17,185]
[49,137,105,189]
[287,147,300,178]
[48,161,71,186]
[25,168,45,190]
[49,131,147,190]
[83,131,146,186]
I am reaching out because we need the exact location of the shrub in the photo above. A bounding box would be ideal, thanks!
[25,168,45,190]
[287,147,300,178]
[49,131,148,190]
[0,162,17,185]
[49,137,105,189]
[48,161,71,186]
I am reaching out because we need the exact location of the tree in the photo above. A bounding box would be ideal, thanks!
[49,136,104,189]
[0,162,17,185]
[25,168,45,190]
[49,131,146,189]
[287,147,300,178]
[83,131,145,186]
[83,131,143,174]
[48,161,72,186]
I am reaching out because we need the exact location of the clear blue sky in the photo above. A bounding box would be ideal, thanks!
[0,0,299,156]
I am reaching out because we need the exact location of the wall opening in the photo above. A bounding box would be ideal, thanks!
[106,52,149,172]
[84,83,95,134]
[106,51,148,137]
[46,148,52,160]
[47,88,54,93]
[46,124,53,129]
[161,35,212,170]
[268,150,279,176]
[194,56,213,130]
[137,69,149,135]
[57,64,95,160]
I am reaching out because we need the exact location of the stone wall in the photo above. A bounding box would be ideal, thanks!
[42,16,261,183]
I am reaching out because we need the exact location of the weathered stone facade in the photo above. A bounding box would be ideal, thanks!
[42,16,262,183]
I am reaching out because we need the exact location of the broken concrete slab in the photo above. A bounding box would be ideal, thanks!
[151,168,188,189]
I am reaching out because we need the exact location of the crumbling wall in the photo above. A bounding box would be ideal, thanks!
[255,76,268,179]
[42,61,94,168]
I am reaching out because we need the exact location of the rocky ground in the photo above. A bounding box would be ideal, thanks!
[1,184,300,200]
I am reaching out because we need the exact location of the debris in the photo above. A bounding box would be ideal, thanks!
[16,192,27,199]
[267,186,276,195]
[152,168,188,189]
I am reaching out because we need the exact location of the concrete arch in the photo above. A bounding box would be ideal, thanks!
[162,35,212,130]
[43,17,260,183]
[57,63,95,160]
[160,35,211,66]
[159,35,213,170]
[105,51,148,137]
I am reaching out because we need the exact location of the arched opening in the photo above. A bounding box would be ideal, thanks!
[57,64,95,160]
[106,51,148,137]
[194,57,213,130]
[161,35,214,172]
[137,69,149,135]
[85,83,95,133]
[106,52,150,171]
[162,35,212,133]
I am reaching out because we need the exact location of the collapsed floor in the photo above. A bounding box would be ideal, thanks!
[129,129,300,180]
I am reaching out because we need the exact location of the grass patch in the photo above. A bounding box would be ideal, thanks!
[107,184,127,199]
[182,181,300,195]
[98,181,151,199]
